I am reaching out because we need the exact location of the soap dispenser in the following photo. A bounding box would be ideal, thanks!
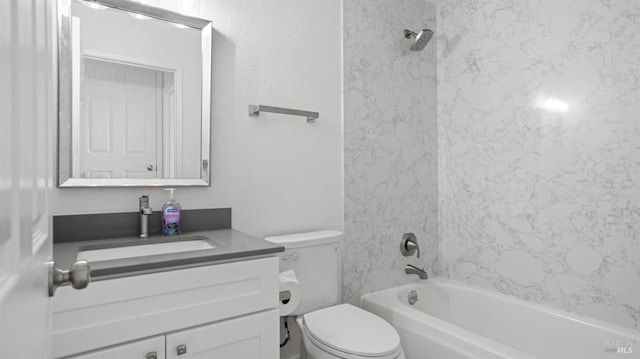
[162,188,182,236]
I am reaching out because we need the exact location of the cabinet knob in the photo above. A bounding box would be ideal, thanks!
[146,351,158,359]
[177,344,187,355]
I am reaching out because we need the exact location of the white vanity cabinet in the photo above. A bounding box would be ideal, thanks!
[54,256,279,359]
[68,310,278,359]
[66,336,165,359]
[165,310,278,359]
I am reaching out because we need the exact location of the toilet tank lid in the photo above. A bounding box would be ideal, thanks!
[264,230,342,248]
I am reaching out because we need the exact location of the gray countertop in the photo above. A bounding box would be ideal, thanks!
[54,229,284,281]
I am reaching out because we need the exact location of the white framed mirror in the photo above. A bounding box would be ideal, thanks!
[57,0,212,187]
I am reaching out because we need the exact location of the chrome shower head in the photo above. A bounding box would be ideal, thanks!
[404,28,434,51]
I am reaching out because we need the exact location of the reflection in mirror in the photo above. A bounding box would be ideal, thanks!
[58,0,212,187]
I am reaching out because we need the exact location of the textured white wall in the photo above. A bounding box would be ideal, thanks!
[343,0,438,305]
[438,0,640,330]
[53,0,344,240]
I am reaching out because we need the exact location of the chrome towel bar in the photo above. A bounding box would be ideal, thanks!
[248,104,319,122]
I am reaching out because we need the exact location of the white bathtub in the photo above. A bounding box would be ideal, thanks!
[361,278,640,359]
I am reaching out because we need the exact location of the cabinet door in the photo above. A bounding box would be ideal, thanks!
[166,310,279,359]
[68,336,165,359]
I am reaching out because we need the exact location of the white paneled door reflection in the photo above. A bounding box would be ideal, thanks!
[80,57,168,179]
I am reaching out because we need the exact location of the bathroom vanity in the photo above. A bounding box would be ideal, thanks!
[52,230,283,359]
[52,0,282,356]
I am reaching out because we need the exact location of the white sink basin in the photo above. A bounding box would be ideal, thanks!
[77,239,216,262]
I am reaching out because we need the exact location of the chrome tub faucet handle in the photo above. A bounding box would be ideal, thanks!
[400,233,420,258]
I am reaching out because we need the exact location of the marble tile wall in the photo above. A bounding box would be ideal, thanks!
[343,0,438,305]
[437,0,640,329]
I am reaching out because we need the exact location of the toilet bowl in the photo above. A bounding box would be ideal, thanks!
[297,304,405,359]
[265,231,405,359]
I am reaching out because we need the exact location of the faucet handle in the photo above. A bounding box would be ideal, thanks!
[140,195,149,206]
[400,233,420,258]
[139,195,152,214]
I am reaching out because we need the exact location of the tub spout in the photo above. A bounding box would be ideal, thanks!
[405,264,428,280]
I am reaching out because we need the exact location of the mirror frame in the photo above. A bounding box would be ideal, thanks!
[57,0,212,187]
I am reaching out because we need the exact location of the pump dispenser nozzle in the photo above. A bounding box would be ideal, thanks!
[165,188,175,199]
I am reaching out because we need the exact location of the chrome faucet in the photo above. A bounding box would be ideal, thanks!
[405,264,428,280]
[139,195,152,238]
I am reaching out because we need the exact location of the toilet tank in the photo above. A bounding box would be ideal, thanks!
[265,230,342,316]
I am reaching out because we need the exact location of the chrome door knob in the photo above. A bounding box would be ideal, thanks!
[48,260,91,297]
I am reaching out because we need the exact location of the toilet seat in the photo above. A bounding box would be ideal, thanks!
[301,304,402,359]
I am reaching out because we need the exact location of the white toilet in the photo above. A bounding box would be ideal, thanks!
[265,230,405,359]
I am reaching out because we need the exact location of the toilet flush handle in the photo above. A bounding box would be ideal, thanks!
[282,252,299,261]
